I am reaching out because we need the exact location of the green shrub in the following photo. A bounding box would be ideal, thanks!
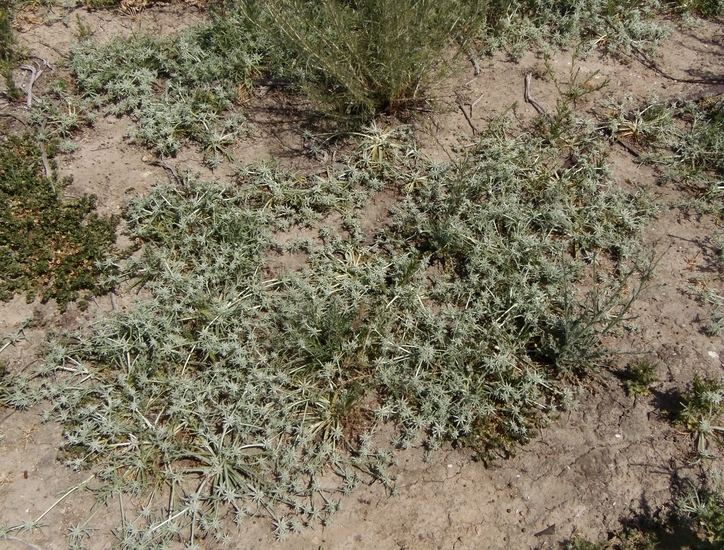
[676,480,724,545]
[239,0,488,121]
[0,0,21,101]
[672,376,724,460]
[0,134,120,309]
[617,359,658,396]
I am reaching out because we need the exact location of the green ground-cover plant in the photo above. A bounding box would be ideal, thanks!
[616,358,659,396]
[0,133,120,309]
[0,0,21,100]
[676,477,724,546]
[480,0,671,59]
[0,116,661,545]
[558,472,724,548]
[69,14,266,165]
[671,376,724,460]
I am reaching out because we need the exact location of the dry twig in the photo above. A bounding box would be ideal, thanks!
[19,65,42,108]
[467,45,481,76]
[456,95,479,135]
[524,73,546,115]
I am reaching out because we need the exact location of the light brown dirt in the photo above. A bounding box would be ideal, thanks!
[1,6,723,550]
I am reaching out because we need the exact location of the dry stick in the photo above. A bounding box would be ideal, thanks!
[39,140,51,179]
[467,45,481,77]
[457,102,478,135]
[456,95,479,135]
[34,474,95,524]
[150,160,180,184]
[616,138,641,158]
[29,56,52,71]
[524,73,546,115]
[0,113,28,126]
[470,91,485,116]
[19,65,42,108]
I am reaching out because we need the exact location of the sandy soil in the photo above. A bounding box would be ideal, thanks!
[1,5,723,549]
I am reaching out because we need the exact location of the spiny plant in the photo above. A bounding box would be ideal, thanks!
[3,117,658,545]
[675,477,724,546]
[480,0,670,60]
[69,14,266,165]
[602,94,676,149]
[611,94,724,219]
[0,133,120,309]
[616,359,659,396]
[666,0,724,16]
[664,95,724,220]
[672,376,724,460]
[615,94,724,337]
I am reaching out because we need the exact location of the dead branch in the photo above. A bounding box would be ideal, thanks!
[524,73,546,115]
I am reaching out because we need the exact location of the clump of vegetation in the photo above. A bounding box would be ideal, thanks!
[480,0,670,59]
[0,133,120,309]
[675,478,724,546]
[0,115,660,546]
[664,95,724,219]
[558,478,724,549]
[617,359,659,396]
[239,0,487,120]
[69,15,264,165]
[560,532,659,549]
[612,94,724,219]
[603,94,676,149]
[606,94,724,337]
[64,0,684,146]
[667,0,724,17]
[0,0,21,101]
[672,376,724,460]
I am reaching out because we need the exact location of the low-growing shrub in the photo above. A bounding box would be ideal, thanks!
[0,118,661,545]
[0,0,21,101]
[0,133,120,309]
[70,14,264,165]
[481,0,670,59]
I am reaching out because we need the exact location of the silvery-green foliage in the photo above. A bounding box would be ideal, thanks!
[24,121,656,544]
[69,13,264,162]
[482,0,670,58]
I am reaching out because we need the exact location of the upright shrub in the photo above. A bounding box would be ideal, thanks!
[239,0,488,120]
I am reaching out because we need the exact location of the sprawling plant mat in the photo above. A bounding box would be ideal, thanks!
[24,123,658,547]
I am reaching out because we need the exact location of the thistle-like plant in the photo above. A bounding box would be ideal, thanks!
[673,376,724,460]
[8,115,659,544]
